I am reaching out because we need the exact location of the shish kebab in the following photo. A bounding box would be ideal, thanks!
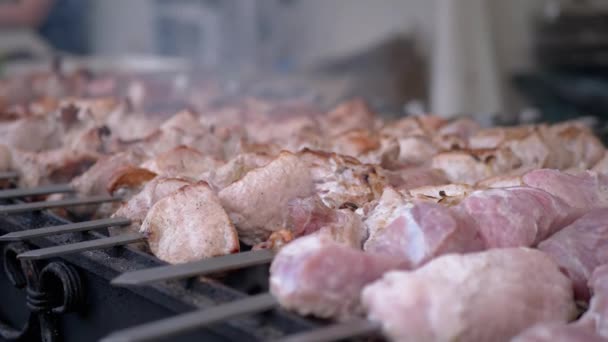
[1,97,608,340]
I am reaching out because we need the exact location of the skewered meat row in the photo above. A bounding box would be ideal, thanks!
[362,248,577,342]
[266,169,608,340]
[4,88,608,342]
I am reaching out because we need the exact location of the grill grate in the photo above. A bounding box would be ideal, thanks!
[0,187,325,341]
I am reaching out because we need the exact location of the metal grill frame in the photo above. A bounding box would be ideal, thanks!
[0,202,322,342]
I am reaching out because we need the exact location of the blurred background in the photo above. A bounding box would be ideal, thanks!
[1,0,608,124]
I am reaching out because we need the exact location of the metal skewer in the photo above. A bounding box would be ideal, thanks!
[277,319,381,342]
[0,183,74,199]
[17,233,144,260]
[112,249,275,286]
[0,171,19,180]
[0,195,123,215]
[100,293,278,342]
[0,217,132,242]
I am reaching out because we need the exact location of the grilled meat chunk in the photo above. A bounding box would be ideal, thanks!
[112,177,191,234]
[364,202,484,268]
[522,169,608,209]
[285,195,365,249]
[431,148,522,185]
[140,145,221,180]
[219,151,313,245]
[458,187,581,248]
[141,182,239,264]
[270,234,404,320]
[298,149,386,208]
[362,248,576,342]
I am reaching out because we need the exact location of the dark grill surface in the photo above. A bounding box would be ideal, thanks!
[0,203,321,342]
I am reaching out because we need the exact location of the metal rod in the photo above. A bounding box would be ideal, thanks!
[0,217,132,242]
[277,319,381,342]
[0,183,74,199]
[0,195,122,215]
[100,293,278,342]
[17,233,144,260]
[0,171,18,180]
[112,249,275,286]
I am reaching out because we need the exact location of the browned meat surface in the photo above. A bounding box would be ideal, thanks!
[219,151,313,245]
[112,177,191,234]
[70,151,146,197]
[200,152,272,191]
[141,182,239,263]
[12,149,98,188]
[321,98,377,136]
[0,116,62,152]
[0,144,11,171]
[298,149,386,208]
[431,148,522,184]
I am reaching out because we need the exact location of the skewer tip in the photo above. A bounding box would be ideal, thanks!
[0,232,18,242]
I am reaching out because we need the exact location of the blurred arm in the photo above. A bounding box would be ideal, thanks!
[0,0,54,27]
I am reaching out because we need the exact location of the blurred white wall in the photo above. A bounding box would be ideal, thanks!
[89,0,155,55]
[274,0,435,66]
[85,0,554,114]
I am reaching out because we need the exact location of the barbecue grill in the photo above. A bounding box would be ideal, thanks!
[0,174,380,342]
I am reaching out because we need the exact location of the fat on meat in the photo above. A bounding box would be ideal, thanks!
[200,152,272,191]
[522,169,608,209]
[407,183,473,205]
[218,151,313,245]
[458,187,581,248]
[396,135,438,166]
[140,145,221,180]
[468,126,534,149]
[269,234,404,320]
[141,182,239,264]
[363,187,412,244]
[364,201,484,268]
[297,149,386,208]
[379,167,448,192]
[380,115,446,139]
[431,148,522,185]
[538,209,608,301]
[437,117,480,142]
[362,248,577,342]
